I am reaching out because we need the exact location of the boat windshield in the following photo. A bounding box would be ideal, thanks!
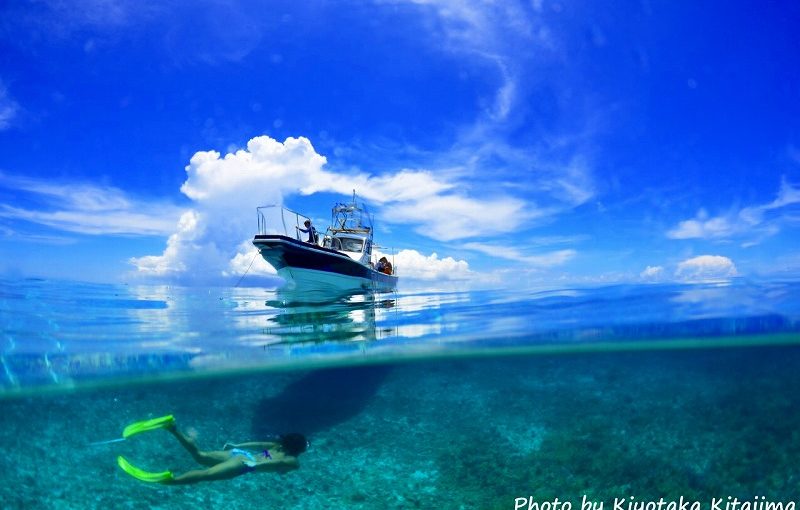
[338,237,363,252]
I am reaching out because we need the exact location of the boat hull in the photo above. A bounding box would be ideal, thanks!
[253,235,398,293]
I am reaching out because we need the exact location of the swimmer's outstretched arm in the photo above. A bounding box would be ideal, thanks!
[225,440,280,450]
[167,423,229,466]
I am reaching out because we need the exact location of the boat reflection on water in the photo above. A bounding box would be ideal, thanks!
[261,287,398,348]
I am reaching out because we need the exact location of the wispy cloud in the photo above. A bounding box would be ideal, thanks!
[0,224,76,245]
[639,265,664,281]
[667,178,800,246]
[0,172,183,236]
[61,0,141,28]
[2,0,158,42]
[367,0,597,245]
[0,81,20,130]
[4,1,261,65]
[387,0,554,123]
[463,242,576,267]
[331,127,596,228]
[789,145,800,165]
[384,194,528,241]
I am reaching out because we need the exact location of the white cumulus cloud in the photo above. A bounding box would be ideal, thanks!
[675,255,737,282]
[130,137,324,279]
[226,243,277,277]
[379,249,471,281]
[131,135,493,281]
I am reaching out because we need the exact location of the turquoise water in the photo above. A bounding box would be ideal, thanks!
[1,278,799,509]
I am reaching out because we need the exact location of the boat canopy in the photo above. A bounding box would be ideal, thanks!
[330,200,371,233]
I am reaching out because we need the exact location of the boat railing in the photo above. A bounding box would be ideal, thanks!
[256,205,313,242]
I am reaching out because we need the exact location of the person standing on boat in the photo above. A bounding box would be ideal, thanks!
[296,219,318,244]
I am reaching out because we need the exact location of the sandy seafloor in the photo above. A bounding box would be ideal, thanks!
[1,346,799,510]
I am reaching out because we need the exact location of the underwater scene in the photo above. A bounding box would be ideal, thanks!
[2,278,800,509]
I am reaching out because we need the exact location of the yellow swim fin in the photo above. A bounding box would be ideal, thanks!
[122,414,175,438]
[117,456,173,483]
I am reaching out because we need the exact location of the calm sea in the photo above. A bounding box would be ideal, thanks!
[1,278,799,509]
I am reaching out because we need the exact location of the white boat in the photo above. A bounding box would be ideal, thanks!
[253,193,398,293]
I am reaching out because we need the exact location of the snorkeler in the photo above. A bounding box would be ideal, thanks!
[116,415,308,485]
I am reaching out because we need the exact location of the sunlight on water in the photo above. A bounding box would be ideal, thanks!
[1,278,799,395]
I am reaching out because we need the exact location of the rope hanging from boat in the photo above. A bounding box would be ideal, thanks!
[234,251,259,288]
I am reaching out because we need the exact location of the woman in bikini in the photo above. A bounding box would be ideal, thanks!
[162,421,308,485]
[115,415,308,485]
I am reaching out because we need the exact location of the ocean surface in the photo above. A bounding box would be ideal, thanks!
[1,277,799,509]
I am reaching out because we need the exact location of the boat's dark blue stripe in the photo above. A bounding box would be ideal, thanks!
[253,235,397,284]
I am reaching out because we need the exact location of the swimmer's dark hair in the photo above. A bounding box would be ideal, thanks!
[279,433,308,456]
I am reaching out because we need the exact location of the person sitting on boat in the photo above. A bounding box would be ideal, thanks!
[376,256,393,275]
[296,220,318,244]
[117,415,308,485]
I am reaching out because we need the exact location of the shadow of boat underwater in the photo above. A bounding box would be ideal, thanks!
[250,364,392,438]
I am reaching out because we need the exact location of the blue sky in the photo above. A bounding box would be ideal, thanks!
[0,0,798,287]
